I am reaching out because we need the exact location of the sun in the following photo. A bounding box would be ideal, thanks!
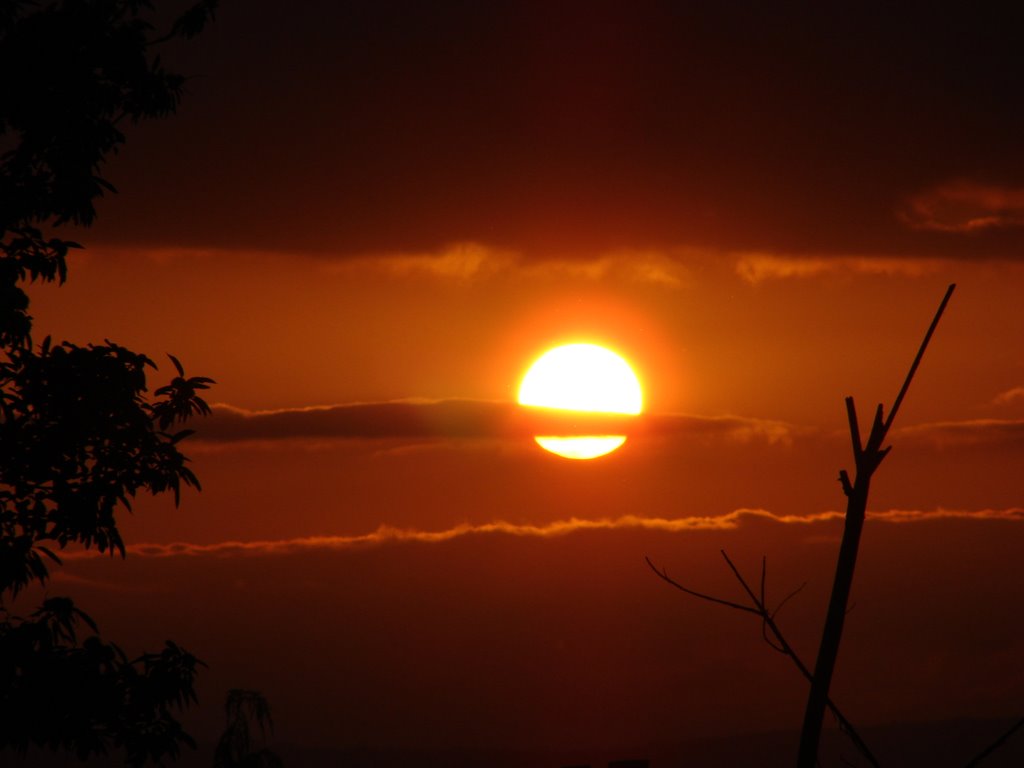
[517,343,642,459]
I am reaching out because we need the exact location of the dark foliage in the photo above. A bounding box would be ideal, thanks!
[0,597,205,763]
[214,690,285,768]
[0,1,217,764]
[0,340,212,597]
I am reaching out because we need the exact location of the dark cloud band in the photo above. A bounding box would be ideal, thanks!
[195,400,799,443]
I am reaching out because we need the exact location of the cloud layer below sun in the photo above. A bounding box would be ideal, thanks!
[58,507,1024,561]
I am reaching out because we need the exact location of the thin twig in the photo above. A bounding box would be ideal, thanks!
[646,554,880,768]
[760,556,767,614]
[771,581,807,621]
[964,717,1024,767]
[645,557,756,615]
[846,397,862,458]
[883,282,956,434]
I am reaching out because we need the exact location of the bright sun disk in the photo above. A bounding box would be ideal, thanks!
[517,343,642,459]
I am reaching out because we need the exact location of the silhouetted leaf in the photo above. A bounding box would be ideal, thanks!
[171,428,196,443]
[170,0,218,40]
[35,545,62,565]
[168,353,185,376]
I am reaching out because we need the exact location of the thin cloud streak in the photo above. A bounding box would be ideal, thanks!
[734,253,946,284]
[898,418,1024,447]
[869,508,1024,523]
[992,387,1024,407]
[900,180,1024,233]
[328,242,690,287]
[345,242,516,281]
[82,242,688,286]
[62,508,1024,560]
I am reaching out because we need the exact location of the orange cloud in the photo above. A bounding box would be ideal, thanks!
[868,508,1024,523]
[992,387,1024,407]
[351,242,516,281]
[85,242,689,287]
[323,242,687,286]
[60,508,1024,560]
[899,180,1024,233]
[898,418,1024,447]
[734,253,945,283]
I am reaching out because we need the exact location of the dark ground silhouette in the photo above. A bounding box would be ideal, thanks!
[11,719,1024,768]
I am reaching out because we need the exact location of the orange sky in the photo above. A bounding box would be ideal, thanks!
[16,2,1024,765]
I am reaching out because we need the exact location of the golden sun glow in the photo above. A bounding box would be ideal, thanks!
[517,343,643,459]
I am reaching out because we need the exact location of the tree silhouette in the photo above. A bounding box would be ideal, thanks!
[213,690,284,768]
[796,284,954,765]
[647,285,1024,766]
[0,1,217,763]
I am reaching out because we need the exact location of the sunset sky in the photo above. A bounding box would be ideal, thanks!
[19,2,1024,764]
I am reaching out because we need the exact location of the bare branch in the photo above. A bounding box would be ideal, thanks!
[884,282,956,434]
[838,469,853,497]
[646,553,880,767]
[845,397,862,459]
[770,581,807,621]
[762,619,785,654]
[865,403,888,457]
[760,556,767,613]
[721,550,763,609]
[964,717,1024,767]
[644,557,756,615]
[800,284,955,768]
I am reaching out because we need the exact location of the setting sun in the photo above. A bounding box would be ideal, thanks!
[13,3,1022,763]
[517,343,642,459]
